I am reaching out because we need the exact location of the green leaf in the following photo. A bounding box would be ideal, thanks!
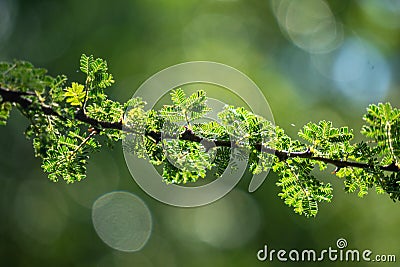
[64,82,86,106]
[160,89,210,125]
[159,105,186,122]
[96,72,114,88]
[0,60,54,93]
[170,88,186,106]
[80,54,94,74]
[275,159,332,217]
[160,139,214,184]
[361,102,400,167]
[91,58,107,73]
[0,101,12,126]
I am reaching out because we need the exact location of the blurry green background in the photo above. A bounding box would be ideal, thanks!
[1,0,400,266]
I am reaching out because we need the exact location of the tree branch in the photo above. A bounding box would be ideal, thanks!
[1,86,399,173]
[0,87,59,116]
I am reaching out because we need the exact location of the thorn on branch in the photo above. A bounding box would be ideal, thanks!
[332,166,342,174]
[88,127,99,134]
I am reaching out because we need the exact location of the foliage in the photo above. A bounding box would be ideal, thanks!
[0,101,12,126]
[64,82,85,106]
[1,55,400,217]
[0,55,121,183]
[160,89,211,126]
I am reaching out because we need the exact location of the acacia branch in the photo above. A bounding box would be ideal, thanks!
[1,86,399,173]
[0,87,121,130]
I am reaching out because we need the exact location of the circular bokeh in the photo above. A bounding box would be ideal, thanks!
[92,191,152,252]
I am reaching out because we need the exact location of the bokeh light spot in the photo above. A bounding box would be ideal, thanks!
[333,38,391,104]
[92,191,152,252]
[273,0,343,53]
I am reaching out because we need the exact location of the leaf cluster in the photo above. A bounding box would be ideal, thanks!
[0,55,121,182]
[1,55,400,217]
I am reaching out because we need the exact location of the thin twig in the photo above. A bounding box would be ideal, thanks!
[1,86,399,173]
[81,76,91,111]
[69,130,97,159]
